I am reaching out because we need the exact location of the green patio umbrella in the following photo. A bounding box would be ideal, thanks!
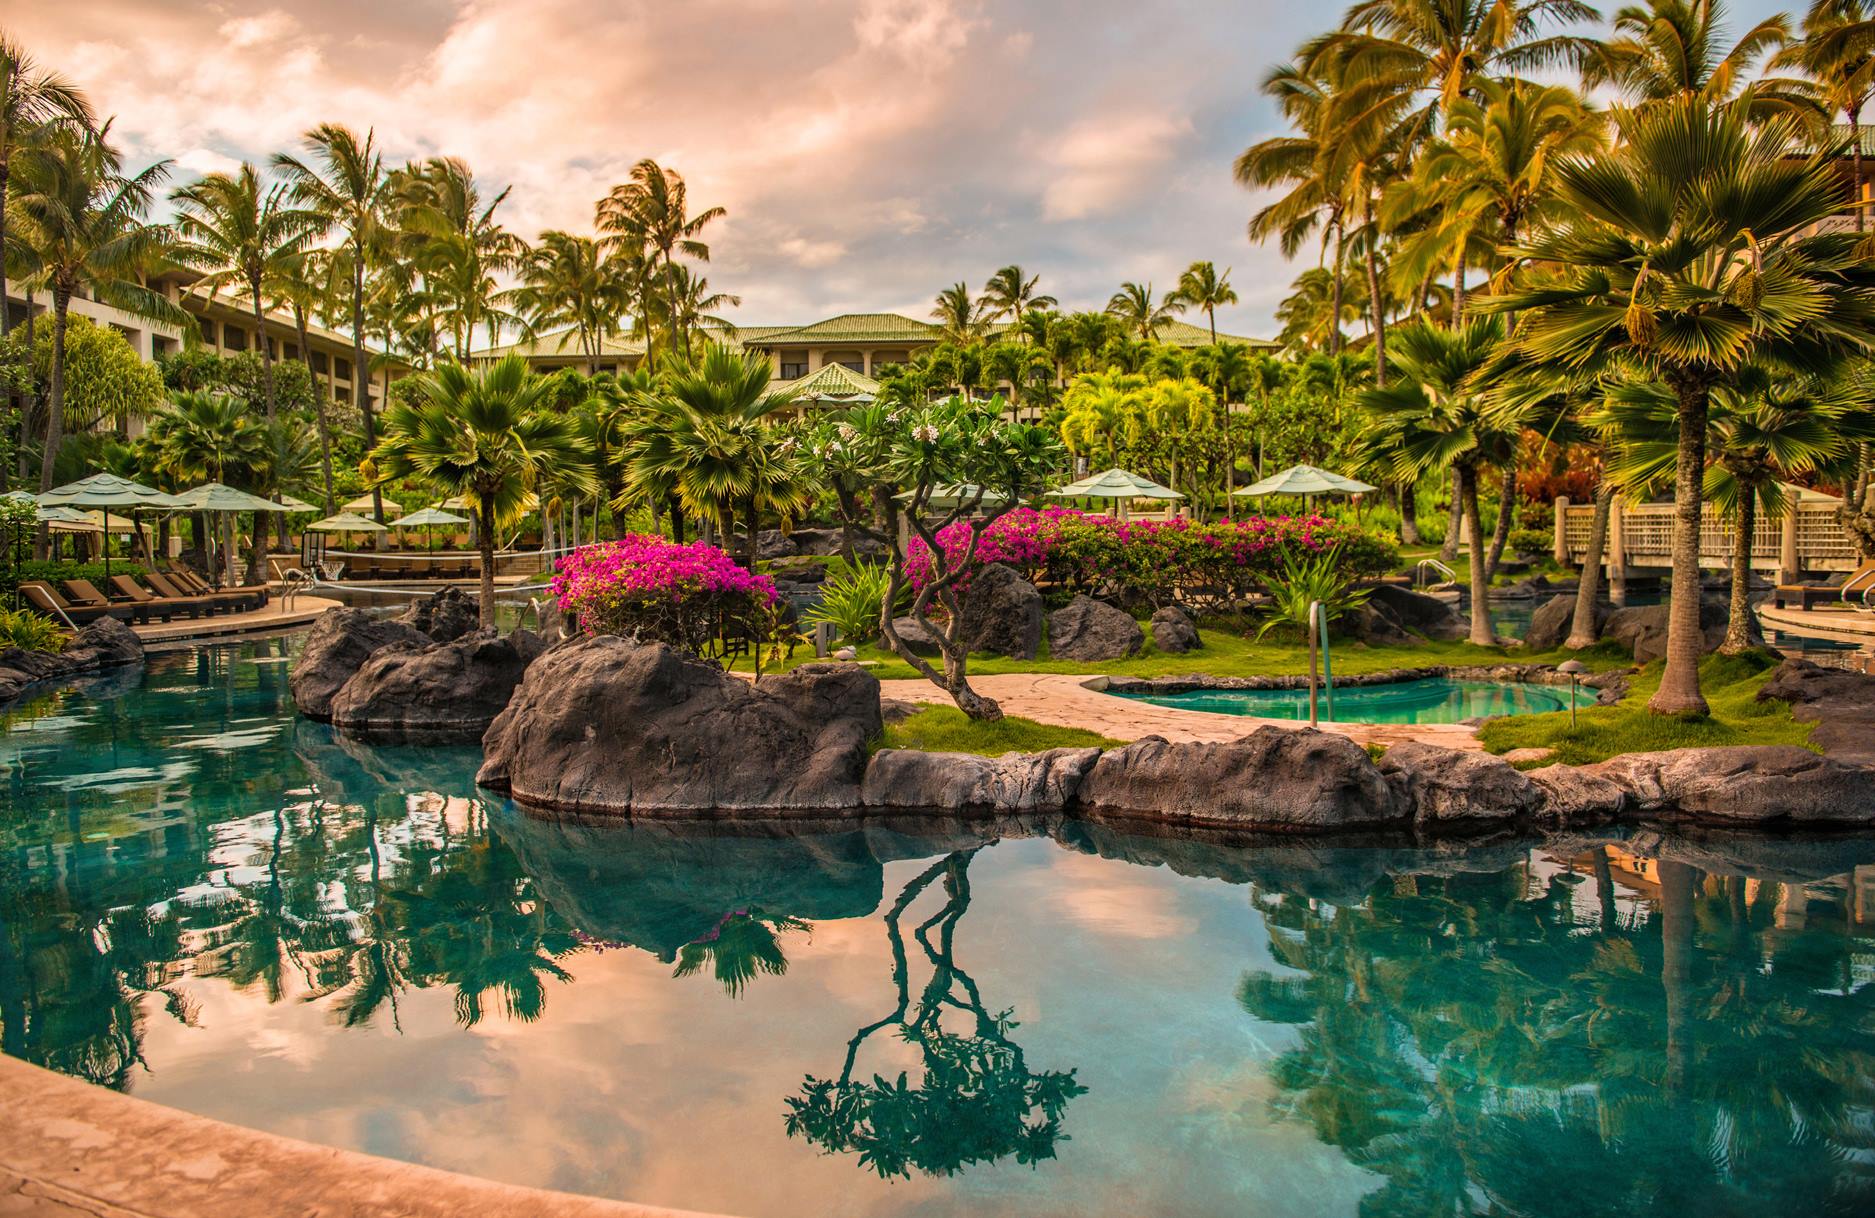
[170,482,289,586]
[343,492,402,517]
[37,472,183,576]
[1047,467,1183,522]
[274,494,319,513]
[308,511,388,534]
[389,506,470,553]
[1233,464,1376,498]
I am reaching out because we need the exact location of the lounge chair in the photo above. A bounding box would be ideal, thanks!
[19,581,123,626]
[59,579,149,624]
[109,574,209,621]
[1773,560,1875,611]
[145,571,239,614]
[169,567,266,610]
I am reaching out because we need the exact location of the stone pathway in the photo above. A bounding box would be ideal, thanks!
[879,672,1484,751]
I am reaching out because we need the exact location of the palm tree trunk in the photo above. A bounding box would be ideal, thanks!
[1328,223,1346,356]
[1206,305,1217,344]
[1851,107,1864,235]
[1483,463,1517,580]
[352,259,382,533]
[0,159,9,338]
[1461,465,1494,647]
[1453,253,1467,324]
[1363,202,1387,388]
[477,490,497,629]
[1397,481,1420,545]
[1567,480,1614,649]
[297,311,335,514]
[33,291,71,561]
[1439,490,1461,564]
[1659,860,1696,1099]
[1651,379,1713,714]
[251,273,276,420]
[1722,488,1757,654]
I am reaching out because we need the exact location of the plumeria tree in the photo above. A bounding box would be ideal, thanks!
[872,395,1062,721]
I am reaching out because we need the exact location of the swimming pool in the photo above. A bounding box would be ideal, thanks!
[1115,676,1574,724]
[3,641,1873,1217]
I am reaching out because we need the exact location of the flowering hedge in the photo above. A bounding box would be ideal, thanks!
[553,535,777,654]
[905,506,1397,610]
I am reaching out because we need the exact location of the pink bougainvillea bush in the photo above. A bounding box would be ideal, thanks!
[553,535,777,654]
[904,506,1397,610]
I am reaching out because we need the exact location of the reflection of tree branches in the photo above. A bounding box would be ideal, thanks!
[784,849,1086,1180]
[673,908,809,998]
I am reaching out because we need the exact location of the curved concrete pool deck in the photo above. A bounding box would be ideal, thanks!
[0,1055,729,1218]
[878,672,1485,751]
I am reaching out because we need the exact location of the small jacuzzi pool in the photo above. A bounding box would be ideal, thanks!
[1114,677,1573,725]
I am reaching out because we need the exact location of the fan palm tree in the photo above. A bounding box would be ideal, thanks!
[1771,1,1875,232]
[513,231,632,374]
[1357,317,1515,646]
[0,36,94,338]
[8,124,185,555]
[144,390,269,580]
[169,163,323,421]
[930,281,987,343]
[274,124,392,520]
[1173,261,1239,343]
[1106,281,1178,340]
[977,265,1056,338]
[371,356,597,624]
[1486,96,1875,712]
[596,159,725,362]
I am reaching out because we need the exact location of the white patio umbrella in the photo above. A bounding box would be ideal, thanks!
[342,492,402,517]
[1233,463,1377,499]
[274,493,320,513]
[389,506,471,553]
[892,484,1016,512]
[1047,467,1183,522]
[171,482,291,585]
[37,473,183,576]
[308,511,388,534]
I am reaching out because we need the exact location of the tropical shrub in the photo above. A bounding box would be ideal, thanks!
[552,535,777,656]
[904,506,1396,610]
[0,560,145,597]
[0,607,67,653]
[1255,548,1373,641]
[804,563,901,644]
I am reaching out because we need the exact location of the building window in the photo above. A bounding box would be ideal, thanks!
[780,360,807,379]
[310,351,328,374]
[871,350,908,372]
[825,351,864,373]
[335,357,351,380]
[152,336,177,360]
[223,326,247,352]
[197,316,217,345]
[284,342,300,362]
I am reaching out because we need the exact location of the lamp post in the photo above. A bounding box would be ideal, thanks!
[1558,660,1587,727]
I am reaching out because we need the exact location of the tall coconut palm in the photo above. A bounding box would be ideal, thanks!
[659,264,740,356]
[371,356,596,625]
[1357,317,1515,647]
[265,248,341,511]
[930,282,987,343]
[1588,0,1813,118]
[1106,282,1178,340]
[596,160,724,363]
[393,157,527,359]
[169,163,323,421]
[274,124,392,521]
[9,125,185,556]
[1486,96,1875,712]
[977,265,1056,338]
[513,231,632,374]
[0,37,94,338]
[1771,1,1875,232]
[1173,261,1239,344]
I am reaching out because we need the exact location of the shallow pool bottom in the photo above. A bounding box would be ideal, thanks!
[1115,676,1574,725]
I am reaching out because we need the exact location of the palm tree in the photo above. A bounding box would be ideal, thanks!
[1588,0,1813,118]
[1173,261,1239,343]
[1772,1,1875,232]
[596,159,725,362]
[513,231,632,374]
[169,163,322,421]
[930,282,987,343]
[393,157,527,359]
[371,356,596,625]
[1106,281,1177,340]
[660,263,740,355]
[1,37,93,339]
[1358,318,1515,646]
[266,248,341,511]
[274,124,392,521]
[1487,96,1875,712]
[8,124,184,555]
[145,390,268,579]
[977,265,1056,338]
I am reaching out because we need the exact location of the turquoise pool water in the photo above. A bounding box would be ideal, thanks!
[1117,676,1574,724]
[4,641,1875,1217]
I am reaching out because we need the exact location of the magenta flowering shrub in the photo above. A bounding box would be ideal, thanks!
[904,506,1397,610]
[553,535,778,654]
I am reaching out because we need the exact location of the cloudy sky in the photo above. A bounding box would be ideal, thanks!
[12,0,1794,337]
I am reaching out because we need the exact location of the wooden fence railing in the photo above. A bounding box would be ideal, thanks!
[1555,497,1860,577]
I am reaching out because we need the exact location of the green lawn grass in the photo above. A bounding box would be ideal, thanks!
[1477,649,1813,767]
[877,706,1123,756]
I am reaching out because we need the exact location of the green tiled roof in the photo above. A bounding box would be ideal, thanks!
[751,313,939,346]
[783,362,880,399]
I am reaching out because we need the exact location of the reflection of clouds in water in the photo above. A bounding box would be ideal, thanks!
[176,724,287,752]
[1046,852,1199,939]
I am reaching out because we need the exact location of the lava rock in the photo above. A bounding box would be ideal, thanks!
[862,747,1102,813]
[1755,657,1875,763]
[0,618,145,706]
[1523,592,1608,652]
[394,585,480,642]
[1498,575,1552,599]
[1150,605,1201,654]
[755,528,799,560]
[1584,746,1875,823]
[1366,585,1470,641]
[329,628,546,742]
[290,608,433,721]
[956,563,1043,660]
[1048,595,1142,662]
[1525,764,1629,823]
[1602,593,1757,664]
[887,616,945,657]
[1075,728,1402,830]
[1349,599,1413,646]
[477,636,883,814]
[1380,742,1545,823]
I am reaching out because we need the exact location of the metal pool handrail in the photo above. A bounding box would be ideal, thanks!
[1307,599,1336,726]
[1415,557,1455,587]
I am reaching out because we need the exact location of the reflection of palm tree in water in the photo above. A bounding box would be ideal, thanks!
[674,908,809,998]
[784,849,1087,1180]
